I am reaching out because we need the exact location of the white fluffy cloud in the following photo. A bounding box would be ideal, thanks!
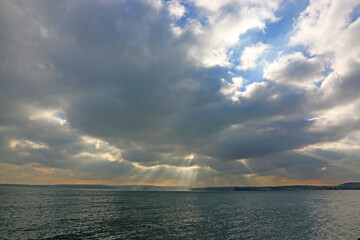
[291,0,360,74]
[178,0,280,67]
[238,42,270,70]
[263,52,324,88]
[167,0,186,19]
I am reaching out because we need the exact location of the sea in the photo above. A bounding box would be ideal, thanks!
[0,187,359,239]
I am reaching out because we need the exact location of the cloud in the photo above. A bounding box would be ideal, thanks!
[290,0,360,74]
[0,0,360,186]
[263,52,324,89]
[177,0,280,67]
[167,0,186,19]
[9,139,49,150]
[238,42,270,70]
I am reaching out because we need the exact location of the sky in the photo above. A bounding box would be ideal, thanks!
[1,0,360,187]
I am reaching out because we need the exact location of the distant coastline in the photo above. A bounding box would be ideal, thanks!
[0,184,189,191]
[192,182,360,191]
[1,182,360,191]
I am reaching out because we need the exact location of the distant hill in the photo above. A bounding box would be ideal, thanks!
[336,182,360,189]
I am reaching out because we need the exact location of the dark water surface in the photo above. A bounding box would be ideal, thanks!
[0,187,359,239]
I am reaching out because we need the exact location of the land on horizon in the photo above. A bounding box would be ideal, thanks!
[1,182,360,191]
[1,0,360,189]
